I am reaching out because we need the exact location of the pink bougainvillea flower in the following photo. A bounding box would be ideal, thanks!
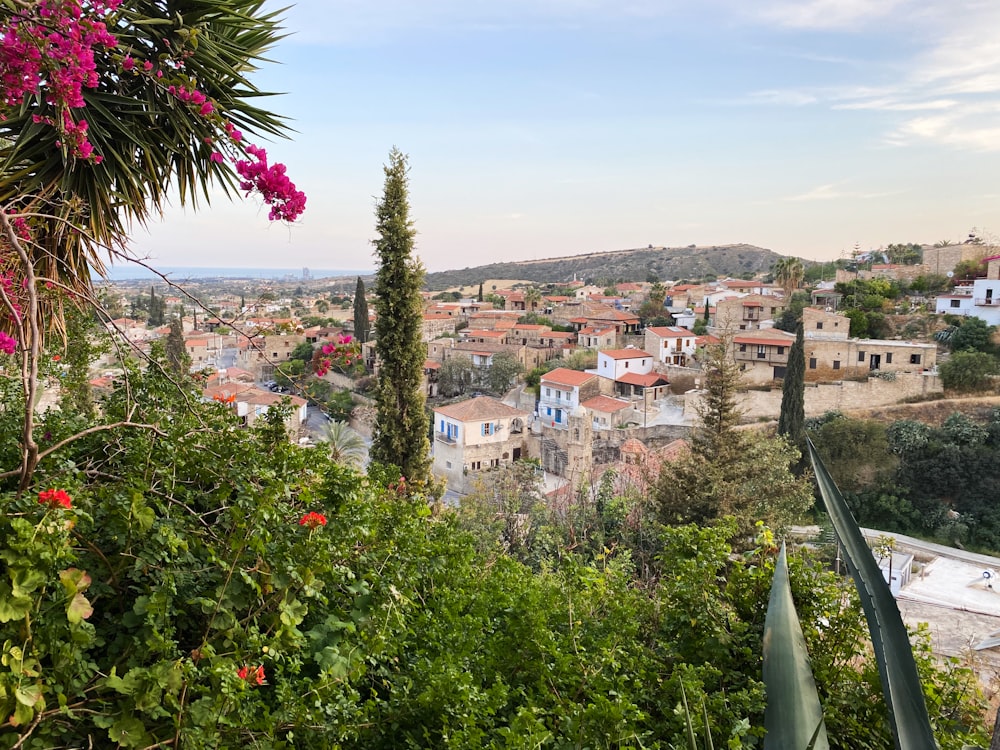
[299,511,327,529]
[0,332,16,355]
[38,488,73,509]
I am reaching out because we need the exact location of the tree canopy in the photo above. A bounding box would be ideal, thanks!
[370,148,431,486]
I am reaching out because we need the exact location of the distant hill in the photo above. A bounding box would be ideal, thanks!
[424,244,788,290]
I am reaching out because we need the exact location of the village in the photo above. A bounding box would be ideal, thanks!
[88,240,1000,502]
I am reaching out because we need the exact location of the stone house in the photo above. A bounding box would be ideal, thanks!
[802,307,850,339]
[578,326,617,350]
[234,333,307,380]
[431,396,530,493]
[202,380,307,436]
[422,312,457,341]
[715,294,786,331]
[732,329,937,384]
[185,337,210,370]
[644,326,697,366]
[580,394,632,430]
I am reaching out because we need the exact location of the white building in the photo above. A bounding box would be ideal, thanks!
[934,254,1000,326]
[538,368,602,429]
[596,348,654,380]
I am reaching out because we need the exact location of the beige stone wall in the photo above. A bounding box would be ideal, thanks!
[802,307,849,340]
[684,370,942,421]
[922,245,990,276]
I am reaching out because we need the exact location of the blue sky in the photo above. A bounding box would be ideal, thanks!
[137,0,1000,274]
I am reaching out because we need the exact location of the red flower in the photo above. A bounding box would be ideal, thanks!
[299,511,327,529]
[238,665,265,685]
[38,489,72,509]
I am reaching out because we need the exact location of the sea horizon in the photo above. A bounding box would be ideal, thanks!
[95,265,373,282]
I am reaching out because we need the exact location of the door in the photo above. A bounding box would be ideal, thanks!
[869,354,881,370]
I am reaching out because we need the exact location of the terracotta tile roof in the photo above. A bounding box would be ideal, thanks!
[590,309,640,322]
[734,332,795,347]
[462,329,507,338]
[616,372,668,387]
[581,395,630,413]
[541,367,597,387]
[646,326,690,338]
[600,348,652,359]
[435,396,528,421]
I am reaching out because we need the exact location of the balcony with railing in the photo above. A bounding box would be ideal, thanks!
[975,298,1000,306]
[435,432,457,445]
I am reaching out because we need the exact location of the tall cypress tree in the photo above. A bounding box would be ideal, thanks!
[477,283,484,302]
[370,148,431,486]
[353,277,370,344]
[165,317,191,376]
[778,321,805,447]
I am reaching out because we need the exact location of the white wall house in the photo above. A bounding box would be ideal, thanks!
[596,349,654,381]
[538,368,601,429]
[934,255,1000,326]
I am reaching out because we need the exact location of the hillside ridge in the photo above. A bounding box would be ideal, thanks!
[424,243,791,290]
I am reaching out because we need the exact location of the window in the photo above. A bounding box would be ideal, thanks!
[777,346,785,355]
[886,353,893,364]
[481,423,495,436]
[950,299,961,308]
[809,357,817,369]
[545,387,551,396]
[816,322,824,330]
[739,344,747,352]
[490,458,500,468]
[833,360,840,370]
[757,345,766,359]
[910,354,921,364]
[470,461,481,470]
[858,351,865,362]
[445,461,452,469]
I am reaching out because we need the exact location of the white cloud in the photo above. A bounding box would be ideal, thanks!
[784,184,845,201]
[746,89,819,106]
[783,183,901,201]
[748,0,909,30]
[834,98,958,112]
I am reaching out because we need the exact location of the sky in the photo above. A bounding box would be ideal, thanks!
[135,0,1000,274]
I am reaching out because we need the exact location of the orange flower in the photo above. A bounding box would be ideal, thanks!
[238,664,265,685]
[299,511,327,529]
[38,488,72,509]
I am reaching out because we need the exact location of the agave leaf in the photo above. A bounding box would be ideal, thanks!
[763,542,829,750]
[680,681,698,750]
[808,439,936,750]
